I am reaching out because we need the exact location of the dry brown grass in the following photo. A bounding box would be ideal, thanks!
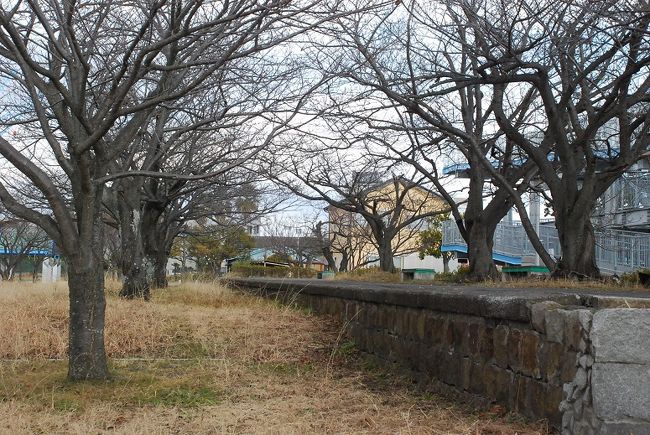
[0,279,550,434]
[334,269,403,283]
[333,269,647,293]
[485,276,646,291]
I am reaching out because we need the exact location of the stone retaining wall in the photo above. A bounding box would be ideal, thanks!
[230,278,650,434]
[561,309,650,434]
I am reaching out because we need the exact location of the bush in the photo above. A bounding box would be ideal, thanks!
[230,262,318,279]
[620,271,640,286]
[433,265,470,282]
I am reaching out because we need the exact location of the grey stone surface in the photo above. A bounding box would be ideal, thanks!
[573,367,587,390]
[531,301,562,333]
[545,309,566,343]
[592,363,650,420]
[578,310,593,333]
[599,421,650,435]
[579,354,594,369]
[228,278,650,321]
[592,309,650,364]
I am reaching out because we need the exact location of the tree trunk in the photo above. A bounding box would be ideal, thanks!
[442,251,451,274]
[460,163,513,281]
[466,220,500,280]
[377,238,395,273]
[118,218,149,299]
[151,252,168,288]
[461,164,499,280]
[67,258,109,380]
[140,203,170,289]
[322,246,337,272]
[553,217,600,279]
[117,190,150,300]
[339,252,349,272]
[120,261,150,300]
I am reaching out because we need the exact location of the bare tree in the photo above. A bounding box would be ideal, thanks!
[274,151,448,272]
[0,215,51,280]
[259,215,322,265]
[299,1,544,279]
[0,0,340,380]
[103,87,282,298]
[307,210,373,272]
[311,220,338,271]
[449,0,650,277]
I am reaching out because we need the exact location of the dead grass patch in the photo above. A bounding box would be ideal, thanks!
[0,280,550,434]
[334,269,403,283]
[485,276,646,291]
[333,269,647,293]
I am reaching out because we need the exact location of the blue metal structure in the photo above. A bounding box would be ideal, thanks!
[440,154,650,274]
[0,240,58,257]
[441,220,650,275]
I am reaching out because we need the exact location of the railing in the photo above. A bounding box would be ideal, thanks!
[442,220,650,274]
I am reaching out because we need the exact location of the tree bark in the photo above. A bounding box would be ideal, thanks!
[442,251,451,274]
[553,216,600,279]
[151,252,168,288]
[120,259,150,299]
[0,267,13,281]
[377,237,395,273]
[141,203,170,289]
[466,220,500,280]
[461,164,506,281]
[322,247,337,272]
[67,255,109,380]
[117,187,150,300]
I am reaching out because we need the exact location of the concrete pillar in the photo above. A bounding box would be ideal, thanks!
[41,257,61,282]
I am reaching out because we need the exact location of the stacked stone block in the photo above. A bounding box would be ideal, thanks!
[232,279,650,433]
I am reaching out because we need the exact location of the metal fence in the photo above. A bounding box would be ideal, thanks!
[442,220,650,274]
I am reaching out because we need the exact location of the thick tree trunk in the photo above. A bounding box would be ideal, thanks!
[151,252,168,289]
[460,162,513,281]
[119,221,149,299]
[0,268,10,280]
[466,219,500,280]
[461,165,499,280]
[140,203,170,289]
[378,239,395,273]
[67,257,109,380]
[120,261,150,299]
[117,189,150,300]
[553,217,600,279]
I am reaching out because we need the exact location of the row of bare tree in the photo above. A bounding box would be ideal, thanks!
[272,0,650,280]
[0,0,648,381]
[0,0,348,380]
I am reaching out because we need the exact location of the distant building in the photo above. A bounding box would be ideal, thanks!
[326,177,454,273]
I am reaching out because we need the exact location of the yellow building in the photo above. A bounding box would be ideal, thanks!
[326,177,449,272]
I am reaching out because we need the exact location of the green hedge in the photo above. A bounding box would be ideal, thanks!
[230,263,318,278]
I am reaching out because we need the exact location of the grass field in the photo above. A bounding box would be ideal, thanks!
[0,280,550,434]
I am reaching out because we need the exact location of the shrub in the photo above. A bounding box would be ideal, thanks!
[620,271,640,286]
[433,265,470,282]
